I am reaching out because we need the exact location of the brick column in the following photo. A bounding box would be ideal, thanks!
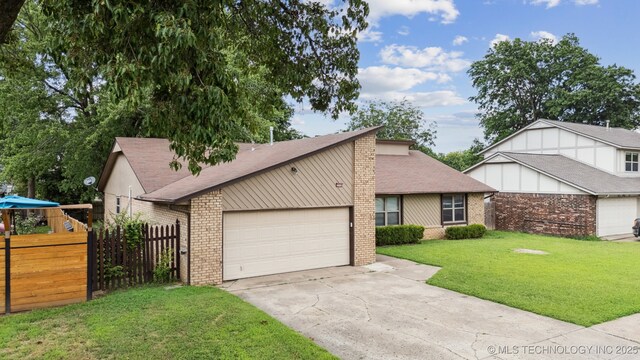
[467,193,485,225]
[189,190,223,285]
[353,133,376,266]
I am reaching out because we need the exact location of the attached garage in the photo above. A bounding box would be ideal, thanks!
[223,208,351,280]
[597,197,637,237]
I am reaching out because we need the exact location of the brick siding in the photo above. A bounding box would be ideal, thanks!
[353,133,377,265]
[189,190,223,285]
[494,192,596,236]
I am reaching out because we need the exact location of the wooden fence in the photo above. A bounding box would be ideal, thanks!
[2,232,90,314]
[484,200,495,230]
[44,208,87,233]
[92,221,181,291]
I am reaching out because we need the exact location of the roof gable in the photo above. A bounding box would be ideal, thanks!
[481,119,640,155]
[100,127,380,203]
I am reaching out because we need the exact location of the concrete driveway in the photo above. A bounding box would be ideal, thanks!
[222,255,640,360]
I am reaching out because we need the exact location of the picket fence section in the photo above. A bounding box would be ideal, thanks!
[92,221,181,291]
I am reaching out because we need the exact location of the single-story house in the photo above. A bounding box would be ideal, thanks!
[465,119,640,238]
[98,127,380,285]
[375,140,495,239]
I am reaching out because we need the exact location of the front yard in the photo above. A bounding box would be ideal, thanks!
[377,231,640,326]
[0,286,334,359]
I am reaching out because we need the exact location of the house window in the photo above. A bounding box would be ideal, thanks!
[625,152,639,172]
[375,196,400,226]
[116,197,121,214]
[442,194,466,224]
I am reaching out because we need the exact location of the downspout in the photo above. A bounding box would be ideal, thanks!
[169,204,191,285]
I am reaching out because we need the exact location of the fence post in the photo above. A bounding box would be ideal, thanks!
[3,210,11,315]
[175,219,180,281]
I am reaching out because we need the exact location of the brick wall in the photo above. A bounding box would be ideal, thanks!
[494,193,596,236]
[353,133,377,265]
[190,190,223,285]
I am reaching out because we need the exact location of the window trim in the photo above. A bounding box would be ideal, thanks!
[625,152,639,172]
[375,195,402,226]
[441,193,467,225]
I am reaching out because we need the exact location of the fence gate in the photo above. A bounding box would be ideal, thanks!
[485,200,495,230]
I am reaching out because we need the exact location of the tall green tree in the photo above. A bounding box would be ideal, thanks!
[42,0,368,174]
[436,139,485,172]
[345,99,437,149]
[469,34,640,143]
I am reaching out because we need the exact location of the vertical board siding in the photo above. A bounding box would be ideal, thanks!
[403,194,442,226]
[222,143,355,210]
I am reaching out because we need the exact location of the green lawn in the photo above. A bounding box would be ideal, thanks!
[377,231,640,326]
[0,286,334,360]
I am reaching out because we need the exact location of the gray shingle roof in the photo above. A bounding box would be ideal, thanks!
[499,152,640,195]
[541,119,640,149]
[376,151,496,194]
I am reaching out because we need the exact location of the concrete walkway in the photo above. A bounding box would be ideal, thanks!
[221,255,640,360]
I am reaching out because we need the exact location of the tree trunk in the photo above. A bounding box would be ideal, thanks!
[0,0,25,43]
[27,176,36,198]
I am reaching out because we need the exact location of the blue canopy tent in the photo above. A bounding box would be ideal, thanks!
[0,195,60,209]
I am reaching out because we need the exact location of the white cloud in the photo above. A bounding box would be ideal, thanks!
[574,0,598,5]
[490,33,510,48]
[530,30,558,43]
[358,66,451,94]
[291,116,305,126]
[379,44,471,72]
[359,90,466,108]
[398,26,410,36]
[366,0,459,25]
[358,28,383,43]
[528,0,598,8]
[529,0,561,8]
[452,35,468,46]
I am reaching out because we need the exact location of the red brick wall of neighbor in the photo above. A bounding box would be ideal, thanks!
[494,193,597,237]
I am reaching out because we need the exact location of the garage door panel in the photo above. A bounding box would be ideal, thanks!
[597,198,637,237]
[223,208,350,280]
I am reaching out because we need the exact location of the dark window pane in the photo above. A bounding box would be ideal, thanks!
[454,209,465,221]
[627,153,632,162]
[375,213,385,226]
[386,197,399,211]
[627,163,633,171]
[634,153,638,161]
[454,195,464,207]
[442,196,452,208]
[443,209,453,222]
[634,164,639,172]
[387,212,400,225]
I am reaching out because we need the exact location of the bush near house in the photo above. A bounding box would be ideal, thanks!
[376,225,424,246]
[445,224,487,240]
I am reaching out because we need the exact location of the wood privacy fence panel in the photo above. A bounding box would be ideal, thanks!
[93,221,180,291]
[0,241,5,314]
[4,232,88,313]
[44,208,87,233]
[485,200,496,230]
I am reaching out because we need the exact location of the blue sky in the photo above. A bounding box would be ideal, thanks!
[291,0,640,153]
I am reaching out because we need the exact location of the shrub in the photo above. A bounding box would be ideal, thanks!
[15,214,39,235]
[376,225,424,246]
[153,249,173,283]
[445,224,487,240]
[106,212,146,250]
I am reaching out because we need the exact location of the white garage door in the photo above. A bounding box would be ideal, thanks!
[597,197,637,237]
[223,208,350,280]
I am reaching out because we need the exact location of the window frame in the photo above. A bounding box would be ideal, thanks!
[116,197,121,214]
[625,152,639,172]
[441,193,467,225]
[375,195,402,226]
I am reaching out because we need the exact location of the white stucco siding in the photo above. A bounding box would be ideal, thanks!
[467,163,587,195]
[483,127,617,174]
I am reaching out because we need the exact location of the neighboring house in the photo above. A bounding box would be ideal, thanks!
[375,140,495,239]
[465,119,640,238]
[98,128,379,285]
